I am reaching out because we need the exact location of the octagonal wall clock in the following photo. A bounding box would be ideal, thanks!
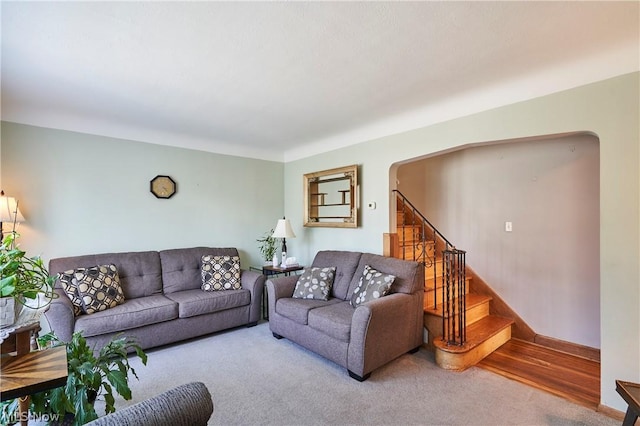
[150,175,177,199]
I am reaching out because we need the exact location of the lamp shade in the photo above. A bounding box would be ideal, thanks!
[272,219,296,239]
[0,191,25,223]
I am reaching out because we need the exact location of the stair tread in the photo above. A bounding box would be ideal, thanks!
[424,293,491,316]
[433,315,513,354]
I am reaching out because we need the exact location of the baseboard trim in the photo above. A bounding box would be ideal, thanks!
[534,334,600,361]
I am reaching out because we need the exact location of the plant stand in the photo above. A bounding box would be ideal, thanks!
[0,297,20,328]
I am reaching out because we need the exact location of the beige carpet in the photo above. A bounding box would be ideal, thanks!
[112,322,618,426]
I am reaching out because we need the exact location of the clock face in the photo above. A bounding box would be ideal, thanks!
[150,175,176,199]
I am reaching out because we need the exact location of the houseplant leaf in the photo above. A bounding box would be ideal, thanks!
[106,370,131,400]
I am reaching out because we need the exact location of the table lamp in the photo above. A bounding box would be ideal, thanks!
[272,218,296,268]
[0,190,25,241]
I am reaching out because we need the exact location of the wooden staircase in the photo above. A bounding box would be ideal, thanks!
[389,202,514,371]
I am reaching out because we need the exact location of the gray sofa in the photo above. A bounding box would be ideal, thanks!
[267,250,424,381]
[87,381,213,426]
[44,247,264,350]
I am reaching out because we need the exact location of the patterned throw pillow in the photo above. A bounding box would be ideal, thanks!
[292,267,336,301]
[58,269,87,317]
[201,255,242,291]
[74,264,126,315]
[350,265,396,307]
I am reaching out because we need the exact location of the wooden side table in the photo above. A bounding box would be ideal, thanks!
[1,322,40,355]
[1,322,68,426]
[616,380,640,426]
[1,346,68,426]
[1,345,68,401]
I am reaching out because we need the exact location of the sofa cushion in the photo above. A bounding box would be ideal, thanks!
[75,264,126,314]
[160,247,239,294]
[201,255,242,291]
[75,295,178,337]
[349,265,395,307]
[275,297,342,325]
[311,251,362,300]
[57,268,88,317]
[50,251,163,300]
[292,267,336,301]
[347,253,421,297]
[307,301,355,342]
[164,288,250,318]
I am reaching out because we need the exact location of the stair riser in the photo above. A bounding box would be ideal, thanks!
[423,260,445,275]
[396,224,435,240]
[424,276,470,290]
[423,298,488,327]
[424,281,469,306]
[423,315,443,352]
[398,246,434,262]
[466,303,490,325]
[397,223,427,234]
[398,239,436,255]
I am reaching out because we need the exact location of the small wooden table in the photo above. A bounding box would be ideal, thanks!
[1,346,68,425]
[616,379,640,426]
[1,322,40,355]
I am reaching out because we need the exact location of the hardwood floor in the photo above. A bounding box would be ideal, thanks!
[477,338,600,409]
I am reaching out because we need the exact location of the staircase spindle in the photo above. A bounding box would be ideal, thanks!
[443,248,466,346]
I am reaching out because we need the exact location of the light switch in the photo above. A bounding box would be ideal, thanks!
[505,221,513,232]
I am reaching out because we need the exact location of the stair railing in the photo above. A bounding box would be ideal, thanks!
[393,189,467,346]
[443,248,467,346]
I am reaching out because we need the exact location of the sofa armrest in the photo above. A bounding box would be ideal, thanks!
[265,275,298,317]
[241,269,265,324]
[348,291,423,377]
[266,276,297,299]
[43,288,76,343]
[241,269,264,292]
[86,381,213,426]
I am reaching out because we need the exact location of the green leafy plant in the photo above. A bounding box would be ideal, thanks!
[0,231,56,307]
[10,331,148,425]
[257,228,277,263]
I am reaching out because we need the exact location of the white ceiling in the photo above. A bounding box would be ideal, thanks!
[1,1,638,162]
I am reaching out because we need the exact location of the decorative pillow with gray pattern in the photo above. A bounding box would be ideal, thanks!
[292,266,336,300]
[201,255,242,291]
[350,264,396,307]
[58,268,87,316]
[75,264,126,314]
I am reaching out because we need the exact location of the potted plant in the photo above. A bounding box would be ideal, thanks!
[0,331,148,426]
[256,228,277,265]
[0,231,56,327]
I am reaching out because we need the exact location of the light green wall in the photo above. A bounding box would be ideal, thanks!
[284,72,639,411]
[0,123,284,268]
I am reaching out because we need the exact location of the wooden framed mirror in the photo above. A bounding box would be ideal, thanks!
[303,164,358,228]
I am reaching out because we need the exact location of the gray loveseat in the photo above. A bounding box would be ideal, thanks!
[267,250,424,381]
[44,247,264,350]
